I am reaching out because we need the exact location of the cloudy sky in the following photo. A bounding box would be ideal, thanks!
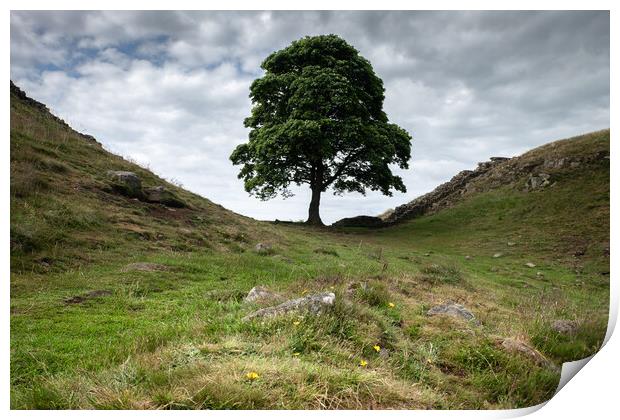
[10,11,609,223]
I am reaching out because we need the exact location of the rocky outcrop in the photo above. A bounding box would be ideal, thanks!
[427,302,479,324]
[332,215,385,228]
[243,292,336,321]
[382,132,609,225]
[499,338,554,368]
[11,81,101,146]
[255,242,273,254]
[244,286,282,303]
[525,173,551,191]
[385,158,511,224]
[551,319,578,335]
[144,186,186,208]
[106,170,143,198]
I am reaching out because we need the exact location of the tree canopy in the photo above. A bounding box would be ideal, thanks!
[230,34,412,225]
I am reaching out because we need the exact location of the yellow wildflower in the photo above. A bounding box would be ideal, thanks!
[293,352,300,356]
[301,289,309,295]
[246,371,260,381]
[359,359,368,367]
[373,345,381,352]
[388,302,395,308]
[293,321,301,326]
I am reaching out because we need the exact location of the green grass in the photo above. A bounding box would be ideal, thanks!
[10,89,609,409]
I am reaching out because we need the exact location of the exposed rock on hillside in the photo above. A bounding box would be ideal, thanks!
[427,302,479,324]
[379,131,609,225]
[106,170,143,198]
[144,186,186,208]
[243,292,335,321]
[332,215,385,228]
[10,81,101,146]
[244,286,282,303]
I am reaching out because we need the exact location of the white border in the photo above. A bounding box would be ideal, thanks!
[3,2,616,419]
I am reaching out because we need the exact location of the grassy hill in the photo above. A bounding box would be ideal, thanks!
[10,83,610,409]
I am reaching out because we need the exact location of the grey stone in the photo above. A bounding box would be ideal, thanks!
[244,286,281,303]
[122,262,169,272]
[144,186,186,208]
[106,170,142,198]
[243,292,335,321]
[525,262,536,268]
[427,302,479,324]
[551,319,578,335]
[500,338,554,368]
[255,242,272,254]
[525,173,551,191]
[493,253,503,258]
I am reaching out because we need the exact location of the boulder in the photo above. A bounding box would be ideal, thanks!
[255,242,273,254]
[332,215,385,228]
[427,302,479,324]
[500,338,553,368]
[106,170,142,198]
[144,186,186,208]
[551,319,578,335]
[525,173,551,191]
[243,292,335,321]
[244,286,281,303]
[122,262,169,272]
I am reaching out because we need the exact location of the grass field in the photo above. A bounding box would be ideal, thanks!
[10,86,610,409]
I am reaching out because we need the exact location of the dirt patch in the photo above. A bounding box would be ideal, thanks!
[147,205,193,222]
[64,290,112,304]
[122,262,170,272]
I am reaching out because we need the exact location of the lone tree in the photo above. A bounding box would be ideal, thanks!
[230,35,412,225]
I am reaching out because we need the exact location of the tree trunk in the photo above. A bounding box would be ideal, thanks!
[306,186,323,226]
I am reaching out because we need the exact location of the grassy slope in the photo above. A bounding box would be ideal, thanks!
[10,89,610,409]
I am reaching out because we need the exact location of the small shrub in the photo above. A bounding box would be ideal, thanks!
[416,263,464,286]
[313,247,339,257]
[354,281,390,307]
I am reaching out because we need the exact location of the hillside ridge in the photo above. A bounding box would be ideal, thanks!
[334,129,610,227]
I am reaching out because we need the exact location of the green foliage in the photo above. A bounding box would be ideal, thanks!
[354,280,391,307]
[230,35,412,221]
[416,263,464,286]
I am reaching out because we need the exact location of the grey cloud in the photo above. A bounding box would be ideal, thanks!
[10,11,609,224]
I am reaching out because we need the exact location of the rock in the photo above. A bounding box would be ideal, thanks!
[332,215,385,228]
[464,255,472,260]
[144,186,186,208]
[536,271,544,278]
[525,173,551,191]
[244,286,281,303]
[493,253,503,258]
[243,292,335,321]
[255,242,272,254]
[64,290,112,304]
[525,262,536,268]
[122,262,169,272]
[106,170,142,198]
[507,242,516,246]
[427,302,479,324]
[500,338,553,367]
[551,319,578,335]
[543,157,568,169]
